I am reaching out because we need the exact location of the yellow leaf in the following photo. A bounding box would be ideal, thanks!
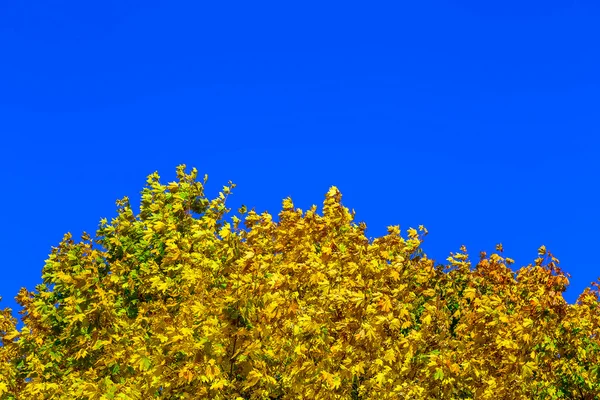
[3,329,19,341]
[378,297,392,312]
[330,373,342,389]
[181,327,194,337]
[450,363,460,374]
[407,228,418,238]
[463,288,477,301]
[243,370,262,389]
[219,223,231,239]
[538,245,547,256]
[74,348,88,360]
[375,371,387,385]
[210,379,227,390]
[292,344,304,356]
[282,198,294,210]
[383,349,396,363]
[154,221,165,232]
[522,361,536,377]
[352,362,365,375]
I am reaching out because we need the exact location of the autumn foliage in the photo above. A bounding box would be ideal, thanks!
[1,165,599,399]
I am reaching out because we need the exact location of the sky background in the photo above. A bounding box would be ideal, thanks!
[1,1,599,320]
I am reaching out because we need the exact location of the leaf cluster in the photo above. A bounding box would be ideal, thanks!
[1,165,599,399]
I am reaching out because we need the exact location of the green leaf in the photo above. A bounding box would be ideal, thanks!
[140,356,152,371]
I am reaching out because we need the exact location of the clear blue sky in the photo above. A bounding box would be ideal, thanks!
[1,1,598,319]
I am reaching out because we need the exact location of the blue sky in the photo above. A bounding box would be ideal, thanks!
[1,1,599,318]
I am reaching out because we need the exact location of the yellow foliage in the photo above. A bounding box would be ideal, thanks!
[0,165,599,399]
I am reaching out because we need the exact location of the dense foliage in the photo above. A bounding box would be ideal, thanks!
[1,165,599,399]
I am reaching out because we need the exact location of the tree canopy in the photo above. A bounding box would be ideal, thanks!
[1,165,599,399]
